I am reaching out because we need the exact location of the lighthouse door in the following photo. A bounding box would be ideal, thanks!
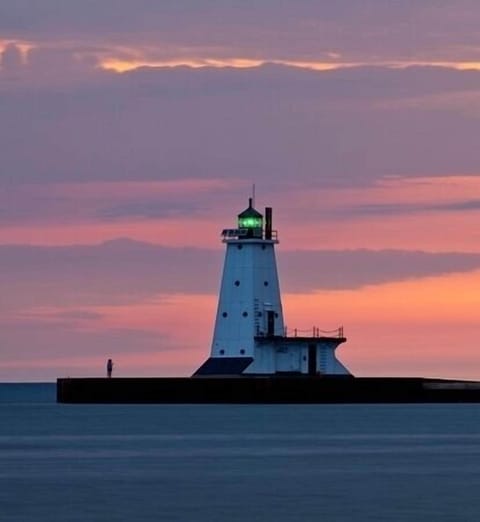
[308,344,317,375]
[267,311,275,336]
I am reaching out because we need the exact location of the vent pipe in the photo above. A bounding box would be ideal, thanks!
[265,207,272,239]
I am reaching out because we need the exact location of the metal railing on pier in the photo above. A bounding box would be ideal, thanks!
[283,326,344,338]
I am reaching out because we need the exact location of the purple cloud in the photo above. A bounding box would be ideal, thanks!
[1,64,480,191]
[1,2,480,62]
[2,241,480,312]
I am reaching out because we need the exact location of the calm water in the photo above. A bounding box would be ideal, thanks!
[1,384,480,521]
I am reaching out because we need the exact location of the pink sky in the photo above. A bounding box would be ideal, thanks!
[1,2,480,381]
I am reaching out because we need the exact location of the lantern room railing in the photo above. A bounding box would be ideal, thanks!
[221,228,278,240]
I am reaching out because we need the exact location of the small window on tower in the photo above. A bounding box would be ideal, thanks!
[240,349,245,355]
[237,244,243,250]
[222,312,228,318]
[234,280,240,287]
[220,349,225,355]
[242,311,248,317]
[264,281,269,286]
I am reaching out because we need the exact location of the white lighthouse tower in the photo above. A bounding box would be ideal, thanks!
[194,199,350,376]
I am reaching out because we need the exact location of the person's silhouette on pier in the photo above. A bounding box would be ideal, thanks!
[107,359,113,378]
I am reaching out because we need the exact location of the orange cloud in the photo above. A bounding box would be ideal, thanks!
[282,270,480,378]
[92,293,216,339]
[7,294,216,378]
[7,244,480,380]
[101,57,264,72]
[0,39,34,64]
[5,37,480,77]
[284,269,480,326]
[12,268,480,380]
[99,56,480,74]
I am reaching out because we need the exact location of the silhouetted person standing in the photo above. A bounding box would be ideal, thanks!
[107,359,113,378]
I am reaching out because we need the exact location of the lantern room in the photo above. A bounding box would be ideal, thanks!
[237,198,263,238]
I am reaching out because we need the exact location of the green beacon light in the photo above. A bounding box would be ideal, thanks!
[238,198,263,238]
[239,216,262,228]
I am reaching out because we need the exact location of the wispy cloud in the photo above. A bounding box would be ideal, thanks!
[349,199,480,216]
[2,241,480,311]
[0,179,239,225]
[2,2,480,66]
[5,40,480,78]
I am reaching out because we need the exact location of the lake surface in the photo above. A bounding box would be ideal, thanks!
[1,383,480,521]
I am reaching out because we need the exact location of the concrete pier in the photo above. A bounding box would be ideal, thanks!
[57,376,480,404]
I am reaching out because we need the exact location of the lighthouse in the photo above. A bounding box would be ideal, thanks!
[194,199,350,376]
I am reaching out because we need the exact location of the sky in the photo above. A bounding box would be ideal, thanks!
[1,1,480,381]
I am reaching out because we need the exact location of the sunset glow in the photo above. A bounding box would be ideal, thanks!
[101,58,480,74]
[2,2,480,381]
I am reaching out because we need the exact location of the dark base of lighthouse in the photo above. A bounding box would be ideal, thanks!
[57,376,480,404]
